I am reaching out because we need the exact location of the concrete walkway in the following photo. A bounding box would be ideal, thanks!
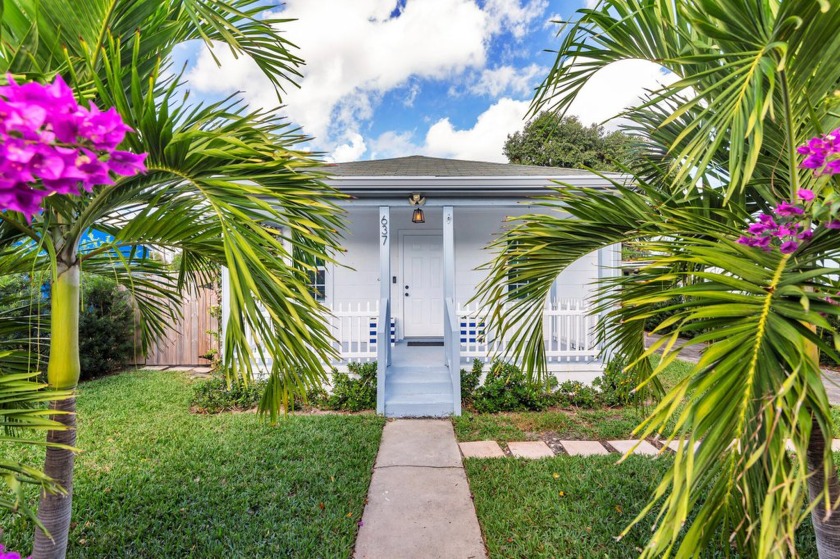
[354,419,487,559]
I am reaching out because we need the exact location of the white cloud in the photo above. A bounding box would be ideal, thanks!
[403,82,421,107]
[363,98,529,162]
[423,97,530,162]
[484,0,549,39]
[187,0,493,139]
[369,130,420,160]
[469,64,544,97]
[182,1,671,164]
[543,13,562,30]
[329,133,368,163]
[372,60,676,163]
[184,0,551,158]
[566,59,678,128]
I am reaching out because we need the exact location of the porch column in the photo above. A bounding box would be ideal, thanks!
[376,206,390,415]
[443,206,455,302]
[379,206,390,306]
[443,206,461,415]
[597,243,621,362]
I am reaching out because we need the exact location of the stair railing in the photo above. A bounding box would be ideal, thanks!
[444,297,461,415]
[376,297,390,415]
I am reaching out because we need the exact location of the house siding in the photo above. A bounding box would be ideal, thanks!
[329,205,598,340]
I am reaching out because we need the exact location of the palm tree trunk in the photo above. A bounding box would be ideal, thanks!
[808,415,840,558]
[32,397,77,558]
[33,259,81,559]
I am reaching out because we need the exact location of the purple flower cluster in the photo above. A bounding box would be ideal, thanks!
[0,74,147,218]
[0,545,28,559]
[798,128,840,175]
[737,190,815,254]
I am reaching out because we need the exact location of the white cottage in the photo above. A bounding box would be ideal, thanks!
[230,155,621,417]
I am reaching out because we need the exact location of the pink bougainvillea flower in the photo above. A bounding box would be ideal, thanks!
[107,150,148,176]
[0,543,28,559]
[779,240,800,254]
[774,201,804,217]
[0,73,146,218]
[798,129,840,175]
[78,105,133,150]
[797,188,815,201]
[747,222,768,235]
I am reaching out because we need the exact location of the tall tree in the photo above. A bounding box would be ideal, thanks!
[476,0,840,556]
[503,112,636,170]
[0,1,342,557]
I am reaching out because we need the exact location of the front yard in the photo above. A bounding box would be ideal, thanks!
[464,455,821,558]
[454,357,828,557]
[4,360,838,557]
[0,370,384,558]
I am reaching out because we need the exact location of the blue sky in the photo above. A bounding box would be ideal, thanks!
[178,0,670,162]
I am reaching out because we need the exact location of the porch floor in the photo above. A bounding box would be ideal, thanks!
[391,340,445,367]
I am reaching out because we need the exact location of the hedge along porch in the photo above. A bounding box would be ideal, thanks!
[221,156,622,417]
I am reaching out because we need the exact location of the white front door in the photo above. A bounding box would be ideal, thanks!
[402,235,443,337]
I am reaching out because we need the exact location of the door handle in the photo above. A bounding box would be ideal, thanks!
[404,285,409,289]
[404,292,409,297]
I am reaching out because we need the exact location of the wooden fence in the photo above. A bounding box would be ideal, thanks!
[141,285,219,366]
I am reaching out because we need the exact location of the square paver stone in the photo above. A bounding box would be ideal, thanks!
[666,440,701,453]
[784,439,840,453]
[508,441,555,459]
[608,440,660,457]
[459,440,505,458]
[560,440,609,456]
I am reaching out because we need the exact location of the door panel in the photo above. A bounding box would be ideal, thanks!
[402,235,443,337]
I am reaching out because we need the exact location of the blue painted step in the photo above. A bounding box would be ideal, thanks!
[384,365,454,418]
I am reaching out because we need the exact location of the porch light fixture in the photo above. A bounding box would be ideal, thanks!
[409,193,426,224]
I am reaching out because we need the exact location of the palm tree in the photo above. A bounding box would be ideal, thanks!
[0,1,342,557]
[476,1,840,556]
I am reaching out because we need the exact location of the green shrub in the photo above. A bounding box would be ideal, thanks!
[592,357,638,407]
[471,360,552,413]
[296,385,329,410]
[460,359,483,404]
[324,361,377,412]
[0,274,136,380]
[553,380,599,408]
[79,276,136,380]
[191,376,264,413]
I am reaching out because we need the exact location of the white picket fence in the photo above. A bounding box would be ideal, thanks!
[328,301,394,362]
[457,299,598,362]
[245,300,598,367]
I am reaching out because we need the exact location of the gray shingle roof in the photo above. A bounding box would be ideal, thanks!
[320,155,591,177]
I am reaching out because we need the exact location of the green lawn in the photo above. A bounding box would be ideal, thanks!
[455,358,840,443]
[0,370,385,558]
[453,408,644,442]
[465,455,820,558]
[458,356,830,557]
